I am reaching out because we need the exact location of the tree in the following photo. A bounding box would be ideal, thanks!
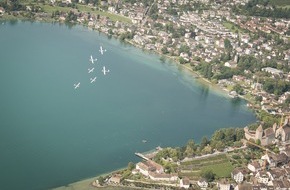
[202,145,213,154]
[200,136,209,149]
[97,176,104,186]
[233,141,243,148]
[232,84,244,95]
[214,141,225,151]
[224,38,232,50]
[224,128,236,143]
[247,138,258,150]
[184,139,196,157]
[211,129,225,142]
[161,47,168,54]
[200,169,215,182]
[179,44,190,55]
[198,63,213,79]
[179,57,186,64]
[187,139,196,150]
[185,145,194,157]
[127,162,135,171]
[255,95,262,102]
[236,128,245,141]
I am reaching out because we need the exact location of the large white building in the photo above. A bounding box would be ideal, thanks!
[135,160,178,182]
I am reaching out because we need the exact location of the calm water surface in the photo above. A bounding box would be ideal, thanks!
[0,21,256,190]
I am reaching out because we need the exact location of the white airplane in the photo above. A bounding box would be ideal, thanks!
[102,66,110,75]
[74,82,80,89]
[99,45,107,55]
[89,55,97,64]
[90,77,97,83]
[88,67,95,73]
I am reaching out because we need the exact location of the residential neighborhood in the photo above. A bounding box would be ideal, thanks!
[97,117,290,189]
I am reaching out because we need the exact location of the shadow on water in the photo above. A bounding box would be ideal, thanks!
[107,34,112,40]
[66,22,75,29]
[229,98,245,117]
[199,85,209,101]
[8,19,18,26]
[230,97,242,106]
[159,55,166,63]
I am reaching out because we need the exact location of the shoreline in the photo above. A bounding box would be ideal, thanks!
[52,149,161,190]
[124,38,255,104]
[52,168,127,190]
[1,17,251,104]
[50,32,257,190]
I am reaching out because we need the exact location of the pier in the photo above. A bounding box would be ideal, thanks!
[135,152,150,161]
[135,147,163,161]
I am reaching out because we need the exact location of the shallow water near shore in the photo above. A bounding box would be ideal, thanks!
[0,21,256,190]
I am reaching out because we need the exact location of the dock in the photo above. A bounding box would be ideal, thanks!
[135,152,150,161]
[135,147,163,161]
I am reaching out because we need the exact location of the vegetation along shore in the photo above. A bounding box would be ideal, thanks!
[2,0,290,189]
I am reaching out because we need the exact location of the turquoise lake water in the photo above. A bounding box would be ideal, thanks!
[0,21,256,190]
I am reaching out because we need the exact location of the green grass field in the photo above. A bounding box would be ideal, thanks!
[202,161,234,178]
[18,1,131,24]
[40,4,73,13]
[222,21,245,34]
[77,5,131,23]
[270,0,290,6]
[179,154,233,179]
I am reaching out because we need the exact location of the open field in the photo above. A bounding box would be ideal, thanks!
[179,154,233,179]
[270,0,290,7]
[77,5,131,23]
[222,21,245,34]
[18,1,132,23]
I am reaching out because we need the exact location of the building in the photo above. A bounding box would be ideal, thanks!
[108,174,122,184]
[261,153,289,168]
[135,160,178,182]
[255,170,269,184]
[218,179,231,190]
[197,178,208,189]
[136,160,164,177]
[148,172,178,182]
[244,125,275,146]
[0,7,5,15]
[275,117,290,142]
[261,67,283,78]
[180,177,191,189]
[248,161,262,173]
[231,168,247,183]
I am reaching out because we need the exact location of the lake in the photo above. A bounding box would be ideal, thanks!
[0,21,256,190]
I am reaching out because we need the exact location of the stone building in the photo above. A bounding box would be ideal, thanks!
[244,116,290,145]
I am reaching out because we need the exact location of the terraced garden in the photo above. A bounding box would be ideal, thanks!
[178,154,234,180]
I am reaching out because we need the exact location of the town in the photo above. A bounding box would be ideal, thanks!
[1,0,290,189]
[89,116,290,190]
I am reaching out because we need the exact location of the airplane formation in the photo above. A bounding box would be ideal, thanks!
[74,45,109,89]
